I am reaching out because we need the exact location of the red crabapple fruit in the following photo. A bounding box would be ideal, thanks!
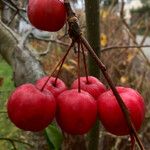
[56,89,97,134]
[28,0,67,31]
[97,86,145,136]
[7,83,56,132]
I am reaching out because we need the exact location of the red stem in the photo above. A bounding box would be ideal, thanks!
[54,41,74,85]
[40,60,62,91]
[40,42,74,91]
[81,41,89,84]
[130,134,135,150]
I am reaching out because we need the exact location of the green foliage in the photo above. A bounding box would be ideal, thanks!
[140,0,150,6]
[0,58,14,113]
[0,58,29,150]
[45,124,63,150]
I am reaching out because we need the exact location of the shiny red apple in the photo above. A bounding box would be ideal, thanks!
[56,89,97,134]
[71,76,106,99]
[35,76,67,97]
[7,83,56,132]
[27,0,67,31]
[97,86,145,136]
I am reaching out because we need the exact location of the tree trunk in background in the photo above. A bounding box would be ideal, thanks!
[85,0,101,78]
[0,1,3,18]
[85,1,101,150]
[0,21,44,85]
[0,20,49,150]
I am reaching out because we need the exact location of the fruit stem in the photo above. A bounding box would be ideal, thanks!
[80,35,145,150]
[77,41,81,93]
[54,41,74,85]
[81,42,89,84]
[40,61,63,91]
[40,42,74,91]
[130,134,135,150]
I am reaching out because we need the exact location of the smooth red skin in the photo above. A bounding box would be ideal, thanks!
[35,76,67,97]
[28,0,67,31]
[7,84,56,132]
[56,89,97,135]
[97,86,145,136]
[71,76,106,99]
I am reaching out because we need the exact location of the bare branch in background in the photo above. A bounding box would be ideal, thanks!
[120,0,150,67]
[31,35,70,47]
[2,0,27,22]
[101,45,150,52]
[0,137,33,148]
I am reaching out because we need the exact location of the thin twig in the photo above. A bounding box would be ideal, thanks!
[136,69,147,91]
[120,0,150,67]
[11,141,17,150]
[30,35,70,47]
[40,41,74,91]
[7,10,18,26]
[0,137,33,147]
[1,0,27,22]
[101,45,150,52]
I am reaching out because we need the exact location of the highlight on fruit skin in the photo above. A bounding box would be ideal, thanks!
[35,76,67,97]
[27,0,67,32]
[56,89,97,135]
[71,76,106,99]
[97,86,145,136]
[7,83,56,132]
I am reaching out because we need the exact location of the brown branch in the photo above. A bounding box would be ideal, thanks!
[1,0,27,22]
[101,45,150,52]
[7,10,18,26]
[31,35,70,47]
[136,69,147,91]
[0,137,33,147]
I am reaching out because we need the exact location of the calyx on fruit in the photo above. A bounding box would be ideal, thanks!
[97,86,145,136]
[27,0,67,31]
[35,76,67,97]
[7,83,56,132]
[71,76,106,99]
[56,89,97,135]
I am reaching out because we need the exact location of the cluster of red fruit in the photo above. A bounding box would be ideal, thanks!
[8,0,145,137]
[7,76,145,136]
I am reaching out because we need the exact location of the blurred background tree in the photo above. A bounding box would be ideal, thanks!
[0,0,150,150]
